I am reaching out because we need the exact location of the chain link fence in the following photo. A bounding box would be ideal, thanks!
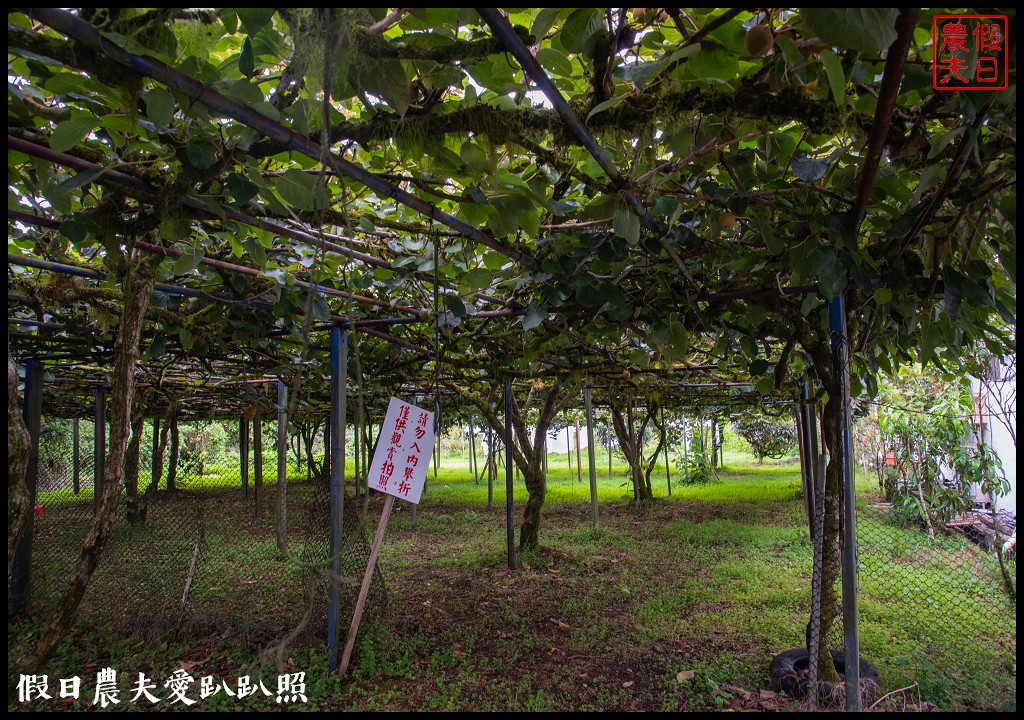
[25,416,387,659]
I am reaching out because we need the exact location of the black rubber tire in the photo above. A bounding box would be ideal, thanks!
[769,647,882,701]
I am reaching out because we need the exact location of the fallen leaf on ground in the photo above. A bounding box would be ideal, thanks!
[622,681,634,688]
[677,670,696,683]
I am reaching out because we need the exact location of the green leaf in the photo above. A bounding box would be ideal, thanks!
[173,250,204,275]
[537,47,574,77]
[144,88,175,127]
[58,166,106,190]
[531,8,562,40]
[560,8,602,54]
[753,217,783,255]
[186,138,218,169]
[927,126,966,160]
[819,49,846,108]
[575,279,605,307]
[226,172,259,204]
[459,142,490,173]
[238,37,255,77]
[41,184,71,214]
[50,115,98,153]
[275,169,328,212]
[355,58,410,117]
[799,8,898,53]
[586,94,625,121]
[664,321,689,360]
[179,327,195,352]
[613,208,641,245]
[443,294,467,318]
[873,287,892,305]
[459,268,493,292]
[792,156,829,182]
[750,358,772,376]
[521,300,548,331]
[629,348,650,369]
[159,218,192,242]
[59,219,89,245]
[689,47,739,83]
[236,8,276,36]
[810,248,846,297]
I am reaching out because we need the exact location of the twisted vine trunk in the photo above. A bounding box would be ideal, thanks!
[24,251,159,673]
[124,405,147,524]
[7,338,32,581]
[608,400,658,504]
[166,413,180,492]
[448,381,567,552]
[815,380,845,685]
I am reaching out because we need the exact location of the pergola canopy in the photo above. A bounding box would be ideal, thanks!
[7,8,1016,418]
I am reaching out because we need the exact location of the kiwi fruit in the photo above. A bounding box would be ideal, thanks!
[720,211,738,228]
[744,25,774,57]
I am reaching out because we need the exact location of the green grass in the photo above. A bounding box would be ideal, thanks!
[10,448,1016,712]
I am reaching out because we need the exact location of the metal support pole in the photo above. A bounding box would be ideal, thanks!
[574,420,583,486]
[682,418,690,485]
[434,432,439,479]
[831,295,861,711]
[354,414,361,499]
[240,415,249,499]
[584,388,599,531]
[487,426,494,509]
[662,408,672,496]
[607,416,613,481]
[253,412,263,517]
[797,381,819,540]
[504,377,515,570]
[93,386,105,513]
[328,325,347,670]
[566,416,572,470]
[10,358,42,616]
[72,417,81,495]
[276,379,288,552]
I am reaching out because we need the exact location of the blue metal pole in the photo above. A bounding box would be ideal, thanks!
[584,387,599,531]
[94,386,105,513]
[328,325,347,669]
[830,295,861,710]
[505,377,515,570]
[276,379,288,552]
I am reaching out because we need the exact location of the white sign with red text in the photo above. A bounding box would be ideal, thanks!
[366,397,434,505]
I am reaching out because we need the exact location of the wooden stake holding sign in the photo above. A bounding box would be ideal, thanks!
[339,397,435,677]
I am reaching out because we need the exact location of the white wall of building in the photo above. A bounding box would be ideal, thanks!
[972,356,1017,515]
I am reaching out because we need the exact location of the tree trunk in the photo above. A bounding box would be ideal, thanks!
[7,338,32,581]
[167,413,180,492]
[814,386,845,684]
[124,405,146,524]
[25,249,159,673]
[448,381,567,552]
[608,400,656,504]
[144,399,175,499]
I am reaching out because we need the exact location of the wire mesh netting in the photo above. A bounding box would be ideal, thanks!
[25,417,387,656]
[800,479,1016,710]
